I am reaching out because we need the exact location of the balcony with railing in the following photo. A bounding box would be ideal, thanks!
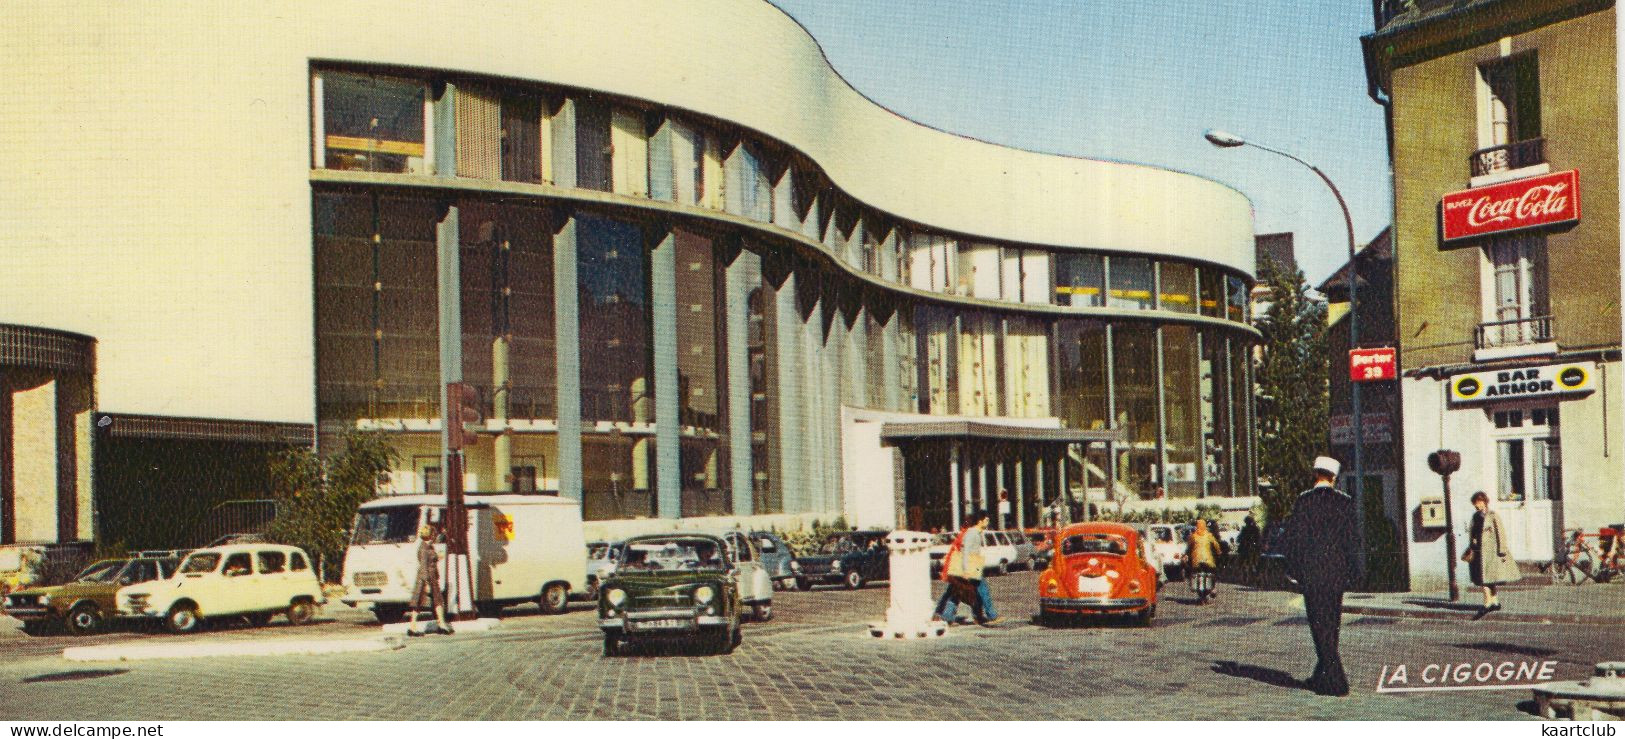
[1474,315,1555,360]
[1469,138,1546,178]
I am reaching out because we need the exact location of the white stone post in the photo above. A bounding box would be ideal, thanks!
[868,530,948,639]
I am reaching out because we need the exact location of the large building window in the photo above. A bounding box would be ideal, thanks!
[917,306,957,414]
[317,72,427,174]
[1055,320,1108,431]
[1055,253,1105,307]
[1481,235,1550,346]
[314,191,378,421]
[577,214,653,519]
[1162,326,1202,498]
[1109,257,1154,310]
[1113,325,1159,498]
[958,312,999,416]
[1201,329,1232,496]
[1004,316,1049,418]
[675,230,728,516]
[1200,267,1225,318]
[1159,262,1197,314]
[743,251,779,514]
[1474,52,1542,175]
[1492,408,1560,502]
[574,99,614,192]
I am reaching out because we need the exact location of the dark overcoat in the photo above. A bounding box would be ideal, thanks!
[1279,484,1365,593]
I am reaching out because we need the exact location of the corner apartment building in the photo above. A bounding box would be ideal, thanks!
[3,0,1262,549]
[1363,0,1621,589]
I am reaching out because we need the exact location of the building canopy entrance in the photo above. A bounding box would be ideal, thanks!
[880,421,1123,533]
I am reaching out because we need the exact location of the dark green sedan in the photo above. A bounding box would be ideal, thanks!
[4,557,178,635]
[598,534,741,657]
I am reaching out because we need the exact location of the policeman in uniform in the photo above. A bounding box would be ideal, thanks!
[1280,456,1363,696]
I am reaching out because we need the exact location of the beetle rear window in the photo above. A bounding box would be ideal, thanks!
[1061,535,1129,556]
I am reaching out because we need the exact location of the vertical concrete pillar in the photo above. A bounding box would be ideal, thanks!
[773,273,804,512]
[881,312,901,412]
[12,379,57,542]
[822,305,843,515]
[549,98,577,189]
[0,380,12,544]
[433,82,457,177]
[724,251,753,516]
[1014,459,1025,531]
[1056,451,1070,525]
[1033,456,1046,526]
[949,443,962,532]
[54,383,76,541]
[651,229,680,519]
[553,216,583,501]
[436,204,462,492]
[492,234,512,491]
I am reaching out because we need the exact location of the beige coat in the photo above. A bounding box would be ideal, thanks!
[1469,510,1520,586]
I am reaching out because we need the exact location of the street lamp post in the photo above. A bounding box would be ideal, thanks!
[1205,129,1366,579]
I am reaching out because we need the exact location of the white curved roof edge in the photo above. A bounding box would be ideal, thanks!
[297,0,1257,275]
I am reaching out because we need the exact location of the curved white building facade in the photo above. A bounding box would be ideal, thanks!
[1,0,1258,546]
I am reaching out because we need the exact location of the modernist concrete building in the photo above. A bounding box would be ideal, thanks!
[3,0,1260,546]
[1363,0,1621,588]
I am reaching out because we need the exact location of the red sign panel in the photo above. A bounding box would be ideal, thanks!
[1441,170,1580,243]
[1350,347,1396,382]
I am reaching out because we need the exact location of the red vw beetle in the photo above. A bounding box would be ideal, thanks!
[1037,522,1158,626]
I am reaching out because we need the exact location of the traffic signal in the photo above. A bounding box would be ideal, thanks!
[445,382,482,450]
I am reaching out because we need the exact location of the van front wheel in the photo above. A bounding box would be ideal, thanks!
[538,583,569,614]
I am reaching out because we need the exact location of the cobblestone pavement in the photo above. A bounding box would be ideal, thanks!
[3,573,1619,721]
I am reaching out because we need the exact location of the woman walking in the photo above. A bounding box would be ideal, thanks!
[1464,491,1518,612]
[1186,519,1224,603]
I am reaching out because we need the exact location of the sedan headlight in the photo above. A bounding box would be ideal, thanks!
[830,560,843,572]
[36,595,49,606]
[790,561,801,572]
[693,585,715,604]
[605,588,627,607]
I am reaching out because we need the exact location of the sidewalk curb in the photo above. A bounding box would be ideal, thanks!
[1344,605,1625,626]
[62,635,406,662]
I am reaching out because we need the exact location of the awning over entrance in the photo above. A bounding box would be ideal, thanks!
[879,421,1123,446]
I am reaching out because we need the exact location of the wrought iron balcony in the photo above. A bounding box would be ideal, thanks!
[1469,138,1546,178]
[1476,315,1553,350]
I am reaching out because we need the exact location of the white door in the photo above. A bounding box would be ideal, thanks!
[217,552,257,615]
[256,551,293,611]
[1490,407,1561,563]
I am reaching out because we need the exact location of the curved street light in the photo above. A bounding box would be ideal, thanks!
[1204,129,1366,576]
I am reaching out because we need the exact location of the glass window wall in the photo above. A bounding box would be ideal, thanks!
[1200,268,1225,318]
[1054,253,1105,307]
[674,230,728,515]
[576,213,654,519]
[318,72,427,174]
[1108,257,1154,310]
[1162,326,1202,498]
[1159,262,1198,314]
[1055,320,1108,431]
[1113,325,1160,498]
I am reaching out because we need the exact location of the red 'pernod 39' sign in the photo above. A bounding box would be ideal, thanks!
[1441,170,1580,243]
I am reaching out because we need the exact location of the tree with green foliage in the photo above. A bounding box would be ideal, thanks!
[1254,256,1329,526]
[266,432,397,581]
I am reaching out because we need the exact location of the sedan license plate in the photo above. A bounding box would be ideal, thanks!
[630,618,690,631]
[1076,576,1109,594]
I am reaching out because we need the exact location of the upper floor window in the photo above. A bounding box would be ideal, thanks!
[1474,53,1542,176]
[1107,256,1153,310]
[317,72,427,174]
[1479,235,1550,348]
[1054,253,1104,307]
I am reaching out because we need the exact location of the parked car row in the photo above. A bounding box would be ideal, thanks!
[3,543,325,635]
[927,529,1045,577]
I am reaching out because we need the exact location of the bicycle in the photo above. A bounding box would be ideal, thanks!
[1542,529,1622,585]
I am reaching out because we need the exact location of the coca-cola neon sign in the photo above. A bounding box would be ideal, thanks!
[1441,170,1580,243]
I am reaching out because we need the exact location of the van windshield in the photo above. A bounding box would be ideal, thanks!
[352,506,421,545]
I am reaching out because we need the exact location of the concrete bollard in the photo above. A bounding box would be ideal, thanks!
[868,530,948,640]
[1532,661,1625,721]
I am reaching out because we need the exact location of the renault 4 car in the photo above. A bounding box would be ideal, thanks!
[598,534,741,657]
[117,544,325,633]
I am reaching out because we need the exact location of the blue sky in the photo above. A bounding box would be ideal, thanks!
[769,0,1393,287]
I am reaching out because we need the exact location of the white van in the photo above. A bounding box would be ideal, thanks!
[340,495,586,623]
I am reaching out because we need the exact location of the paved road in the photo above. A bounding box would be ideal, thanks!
[2,573,1617,720]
